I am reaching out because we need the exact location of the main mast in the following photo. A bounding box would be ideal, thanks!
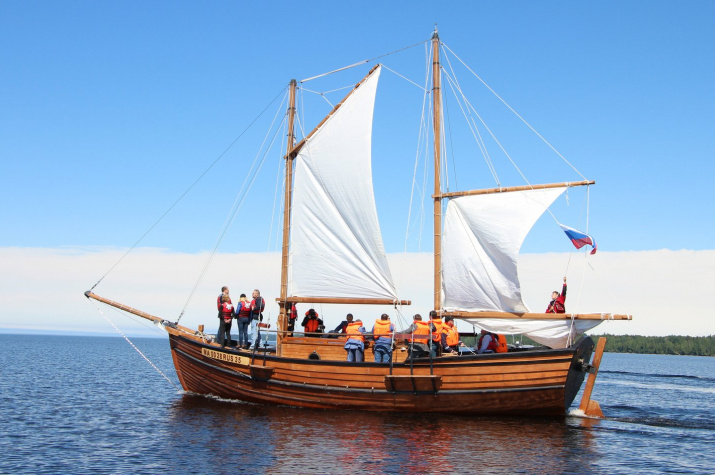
[432,28,443,312]
[278,78,297,352]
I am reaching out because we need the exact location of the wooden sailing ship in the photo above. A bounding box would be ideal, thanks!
[86,29,630,416]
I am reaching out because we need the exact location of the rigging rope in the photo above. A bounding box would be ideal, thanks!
[178,94,289,322]
[403,43,432,255]
[300,40,428,83]
[300,86,337,108]
[441,60,594,236]
[267,113,288,254]
[88,85,289,293]
[88,298,180,391]
[441,70,525,187]
[381,64,429,92]
[440,47,501,186]
[441,42,588,181]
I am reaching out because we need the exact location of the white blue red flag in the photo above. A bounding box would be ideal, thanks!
[559,224,597,254]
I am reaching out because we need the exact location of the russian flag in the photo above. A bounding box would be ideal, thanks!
[559,224,597,254]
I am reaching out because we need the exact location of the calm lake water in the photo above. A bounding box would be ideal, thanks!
[0,334,713,474]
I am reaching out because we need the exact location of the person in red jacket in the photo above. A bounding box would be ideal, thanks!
[217,294,235,347]
[216,286,231,344]
[235,293,252,349]
[546,277,567,313]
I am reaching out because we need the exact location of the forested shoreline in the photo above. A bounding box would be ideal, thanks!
[459,333,715,356]
[588,334,715,356]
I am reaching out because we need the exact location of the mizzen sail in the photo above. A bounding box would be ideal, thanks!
[289,66,397,300]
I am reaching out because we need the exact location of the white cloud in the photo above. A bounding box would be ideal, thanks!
[1,247,712,337]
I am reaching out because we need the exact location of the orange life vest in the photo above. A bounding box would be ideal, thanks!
[478,333,503,352]
[346,321,365,342]
[430,318,445,342]
[304,317,320,333]
[411,320,430,343]
[445,324,459,346]
[494,333,508,353]
[373,320,393,339]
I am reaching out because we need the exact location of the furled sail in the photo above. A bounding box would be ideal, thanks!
[289,66,398,300]
[442,187,566,312]
[460,317,603,349]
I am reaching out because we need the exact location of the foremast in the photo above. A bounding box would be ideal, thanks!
[432,28,443,312]
[277,79,297,353]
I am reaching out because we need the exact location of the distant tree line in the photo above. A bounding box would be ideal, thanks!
[458,332,715,356]
[589,334,715,356]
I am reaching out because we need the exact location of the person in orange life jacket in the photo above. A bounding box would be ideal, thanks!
[344,319,366,362]
[372,314,395,363]
[332,313,354,334]
[215,286,231,343]
[401,314,432,359]
[428,310,448,358]
[217,294,235,348]
[546,277,567,314]
[235,293,252,349]
[249,289,266,348]
[442,316,462,354]
[477,328,499,353]
[301,308,324,334]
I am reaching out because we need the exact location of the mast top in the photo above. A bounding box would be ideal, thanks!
[432,25,439,40]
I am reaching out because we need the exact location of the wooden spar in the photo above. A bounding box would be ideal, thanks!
[579,336,607,417]
[277,296,411,306]
[432,28,443,312]
[435,180,595,198]
[446,311,631,320]
[278,79,297,355]
[284,64,381,160]
[84,291,197,335]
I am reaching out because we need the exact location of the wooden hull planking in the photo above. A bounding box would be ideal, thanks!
[166,328,594,416]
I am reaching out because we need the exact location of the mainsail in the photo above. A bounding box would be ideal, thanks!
[441,187,601,348]
[289,66,398,300]
[442,187,566,313]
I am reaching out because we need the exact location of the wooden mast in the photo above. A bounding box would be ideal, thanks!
[275,65,410,308]
[432,28,443,312]
[278,79,297,354]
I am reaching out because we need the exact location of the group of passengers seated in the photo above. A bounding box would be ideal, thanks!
[400,312,464,359]
[341,313,395,363]
[297,306,512,361]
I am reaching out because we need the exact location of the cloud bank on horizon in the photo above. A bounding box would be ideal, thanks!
[1,247,711,338]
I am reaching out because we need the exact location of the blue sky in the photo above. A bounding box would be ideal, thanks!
[2,1,714,255]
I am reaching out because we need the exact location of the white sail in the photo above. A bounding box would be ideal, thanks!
[460,317,603,349]
[442,187,566,312]
[289,66,398,300]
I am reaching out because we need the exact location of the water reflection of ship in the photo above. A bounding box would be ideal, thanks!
[168,394,597,474]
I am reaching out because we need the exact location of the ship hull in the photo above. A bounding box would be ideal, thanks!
[167,330,594,416]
